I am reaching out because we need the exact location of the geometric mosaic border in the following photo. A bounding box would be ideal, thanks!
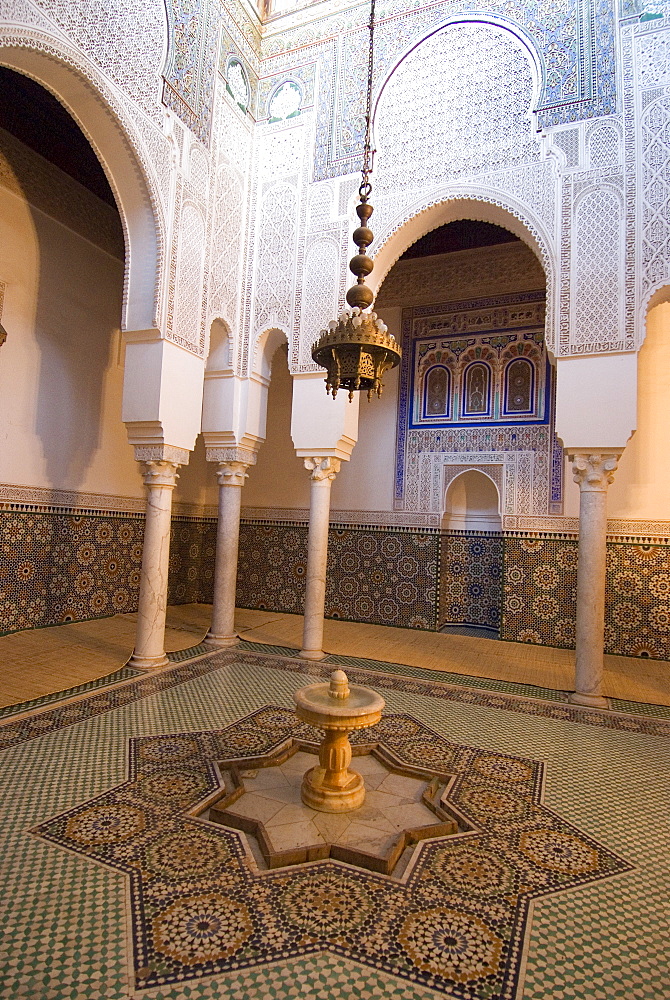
[2,649,670,759]
[0,663,141,720]
[34,707,633,995]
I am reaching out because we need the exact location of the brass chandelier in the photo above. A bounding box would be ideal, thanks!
[311,0,401,400]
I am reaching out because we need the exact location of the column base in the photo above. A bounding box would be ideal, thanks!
[301,767,365,813]
[204,632,240,648]
[569,691,609,709]
[299,648,327,661]
[127,651,170,670]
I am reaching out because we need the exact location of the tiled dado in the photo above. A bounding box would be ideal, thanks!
[439,534,503,631]
[0,510,215,635]
[501,536,670,660]
[2,506,670,662]
[236,522,439,630]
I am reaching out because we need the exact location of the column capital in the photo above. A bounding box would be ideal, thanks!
[205,446,258,467]
[133,443,190,466]
[140,460,180,489]
[304,456,341,482]
[214,461,251,487]
[568,450,623,492]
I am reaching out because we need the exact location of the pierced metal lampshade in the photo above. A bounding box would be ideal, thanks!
[312,306,400,401]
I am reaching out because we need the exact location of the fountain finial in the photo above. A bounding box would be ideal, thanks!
[329,669,350,700]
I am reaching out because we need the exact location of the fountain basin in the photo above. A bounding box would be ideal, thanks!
[294,670,385,812]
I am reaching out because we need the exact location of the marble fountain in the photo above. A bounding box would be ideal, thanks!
[201,670,462,876]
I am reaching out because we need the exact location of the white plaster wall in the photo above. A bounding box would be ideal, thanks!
[244,346,308,509]
[607,301,670,520]
[244,318,402,515]
[331,307,402,513]
[0,155,144,498]
[173,435,218,507]
[559,303,670,522]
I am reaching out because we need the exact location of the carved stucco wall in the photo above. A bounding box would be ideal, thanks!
[371,21,548,256]
[1,2,670,439]
[262,8,664,380]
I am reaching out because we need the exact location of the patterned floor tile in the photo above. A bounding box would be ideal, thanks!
[34,706,630,996]
[0,651,667,1000]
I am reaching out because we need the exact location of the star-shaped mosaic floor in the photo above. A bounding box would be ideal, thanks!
[34,707,632,997]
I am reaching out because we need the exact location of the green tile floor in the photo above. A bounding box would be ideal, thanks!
[0,653,668,999]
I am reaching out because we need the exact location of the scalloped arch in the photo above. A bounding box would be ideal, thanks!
[443,467,503,526]
[0,28,165,332]
[252,327,289,382]
[373,13,544,126]
[640,282,670,340]
[370,191,556,353]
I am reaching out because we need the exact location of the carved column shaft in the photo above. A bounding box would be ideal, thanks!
[129,458,182,669]
[569,451,621,708]
[205,449,256,648]
[300,457,340,660]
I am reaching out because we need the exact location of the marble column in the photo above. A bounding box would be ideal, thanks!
[569,450,622,708]
[205,448,257,648]
[128,457,183,669]
[300,456,340,661]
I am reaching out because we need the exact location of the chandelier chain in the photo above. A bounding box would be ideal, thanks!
[360,0,376,198]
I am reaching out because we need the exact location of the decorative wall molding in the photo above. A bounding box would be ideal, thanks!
[1,485,664,543]
[376,242,545,310]
[240,506,441,527]
[0,483,218,519]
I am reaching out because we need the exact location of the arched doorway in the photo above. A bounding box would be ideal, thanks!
[0,38,162,331]
[0,65,150,633]
[442,469,502,533]
[438,470,503,638]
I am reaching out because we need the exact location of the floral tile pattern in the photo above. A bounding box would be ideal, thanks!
[439,534,502,630]
[0,511,214,636]
[35,706,631,996]
[501,536,670,660]
[167,518,216,607]
[325,527,438,629]
[237,523,439,630]
[237,522,308,616]
[3,508,670,663]
[501,537,578,648]
[0,510,144,633]
[604,542,670,659]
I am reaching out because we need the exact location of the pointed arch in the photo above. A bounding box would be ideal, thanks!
[369,194,553,355]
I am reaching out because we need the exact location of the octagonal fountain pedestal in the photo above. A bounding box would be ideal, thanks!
[294,669,385,812]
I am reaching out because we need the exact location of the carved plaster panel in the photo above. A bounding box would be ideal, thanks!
[208,158,245,339]
[252,181,297,335]
[298,237,340,367]
[29,0,166,123]
[376,242,545,310]
[169,198,207,354]
[640,95,670,304]
[571,185,626,352]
